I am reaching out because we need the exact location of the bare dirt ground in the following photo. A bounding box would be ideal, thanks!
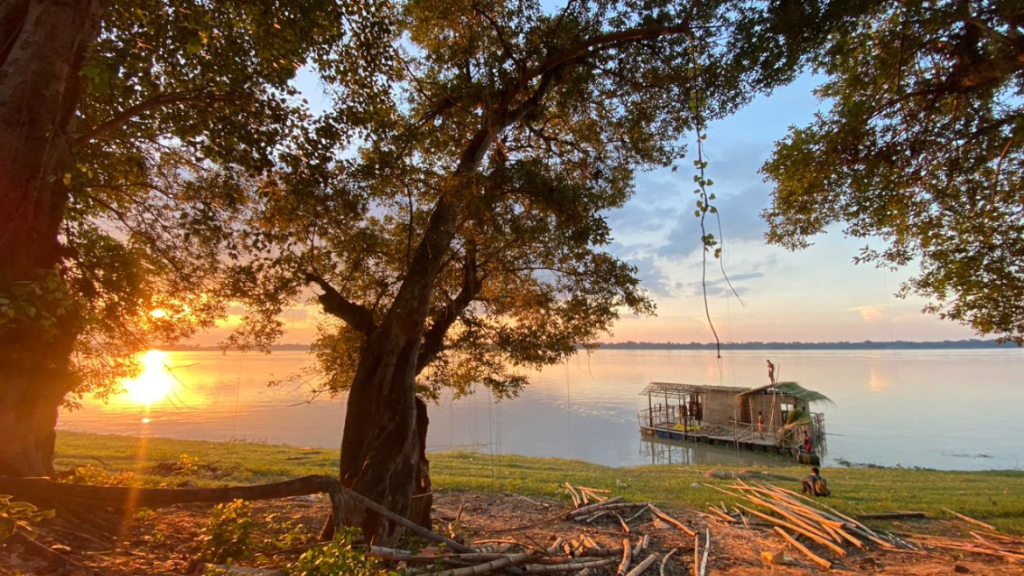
[1,491,1020,575]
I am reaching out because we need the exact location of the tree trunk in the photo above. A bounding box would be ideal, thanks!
[0,0,103,477]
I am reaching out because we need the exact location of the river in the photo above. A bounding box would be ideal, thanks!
[58,348,1024,471]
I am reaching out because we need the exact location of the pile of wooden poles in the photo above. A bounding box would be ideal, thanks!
[899,510,1024,564]
[703,481,916,569]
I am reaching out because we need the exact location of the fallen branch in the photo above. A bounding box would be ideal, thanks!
[659,548,677,576]
[944,509,997,532]
[433,553,535,576]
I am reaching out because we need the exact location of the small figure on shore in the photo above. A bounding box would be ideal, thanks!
[801,467,831,497]
[767,359,776,385]
[757,411,765,438]
[802,430,812,454]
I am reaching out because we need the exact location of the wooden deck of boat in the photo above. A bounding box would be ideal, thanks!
[640,423,789,454]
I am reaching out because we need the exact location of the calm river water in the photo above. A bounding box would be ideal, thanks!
[58,349,1024,471]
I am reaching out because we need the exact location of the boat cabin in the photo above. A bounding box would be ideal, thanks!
[637,381,828,459]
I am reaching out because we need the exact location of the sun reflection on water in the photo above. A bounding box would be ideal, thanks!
[122,350,176,406]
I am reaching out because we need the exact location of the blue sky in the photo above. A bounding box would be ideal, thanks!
[210,67,979,346]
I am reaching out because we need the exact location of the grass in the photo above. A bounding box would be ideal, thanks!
[55,431,1024,534]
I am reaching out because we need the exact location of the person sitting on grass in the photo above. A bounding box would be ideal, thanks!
[801,467,831,497]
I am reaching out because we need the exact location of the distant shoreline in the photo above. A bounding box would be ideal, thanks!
[163,338,1019,352]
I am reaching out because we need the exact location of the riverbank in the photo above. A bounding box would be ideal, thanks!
[55,431,1024,534]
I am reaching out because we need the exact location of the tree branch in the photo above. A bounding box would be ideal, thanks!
[73,91,239,145]
[304,271,376,335]
[416,247,485,374]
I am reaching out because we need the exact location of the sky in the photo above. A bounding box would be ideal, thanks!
[192,70,979,347]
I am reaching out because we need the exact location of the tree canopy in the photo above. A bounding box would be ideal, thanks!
[48,0,386,402]
[219,0,876,401]
[763,0,1024,343]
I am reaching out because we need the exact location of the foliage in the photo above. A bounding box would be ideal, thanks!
[199,500,258,564]
[224,0,877,401]
[36,0,389,403]
[0,496,54,541]
[290,527,392,576]
[763,0,1024,343]
[63,464,137,487]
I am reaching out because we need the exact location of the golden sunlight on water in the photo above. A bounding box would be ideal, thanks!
[122,350,176,406]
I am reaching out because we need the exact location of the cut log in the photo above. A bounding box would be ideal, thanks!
[567,496,625,518]
[624,553,658,576]
[615,512,631,535]
[774,527,832,570]
[648,504,696,537]
[616,538,632,576]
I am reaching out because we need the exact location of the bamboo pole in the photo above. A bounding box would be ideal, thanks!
[692,534,699,576]
[774,528,832,570]
[736,505,847,557]
[944,508,997,531]
[565,483,581,509]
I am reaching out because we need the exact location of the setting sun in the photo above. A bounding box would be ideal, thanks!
[123,350,175,405]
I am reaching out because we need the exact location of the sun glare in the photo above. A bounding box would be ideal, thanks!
[150,308,168,319]
[123,350,175,405]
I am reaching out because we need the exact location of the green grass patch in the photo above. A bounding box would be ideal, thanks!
[54,431,1024,534]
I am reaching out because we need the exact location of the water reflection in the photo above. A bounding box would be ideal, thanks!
[639,438,788,467]
[59,348,1024,470]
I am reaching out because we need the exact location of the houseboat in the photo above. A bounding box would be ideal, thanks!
[637,380,829,464]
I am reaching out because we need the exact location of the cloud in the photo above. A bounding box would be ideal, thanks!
[851,305,885,323]
[629,256,674,297]
[658,185,772,259]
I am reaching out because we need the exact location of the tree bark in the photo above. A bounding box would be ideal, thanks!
[0,0,103,477]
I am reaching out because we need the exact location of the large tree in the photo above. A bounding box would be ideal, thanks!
[0,0,377,477]
[763,0,1024,342]
[223,0,877,544]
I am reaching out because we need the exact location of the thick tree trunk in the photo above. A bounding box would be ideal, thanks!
[0,0,103,476]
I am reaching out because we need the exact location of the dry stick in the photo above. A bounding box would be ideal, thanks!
[581,534,601,552]
[616,538,633,576]
[945,508,998,532]
[586,511,610,524]
[775,527,832,570]
[432,553,536,576]
[567,496,625,518]
[736,504,847,557]
[625,553,659,576]
[659,548,678,576]
[648,504,697,537]
[624,506,649,524]
[615,512,631,535]
[577,486,612,494]
[547,538,565,554]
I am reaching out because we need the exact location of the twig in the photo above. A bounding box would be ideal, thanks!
[659,548,677,576]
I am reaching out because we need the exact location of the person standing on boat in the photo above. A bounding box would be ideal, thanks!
[767,359,776,385]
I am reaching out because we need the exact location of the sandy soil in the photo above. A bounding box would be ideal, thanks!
[0,491,1020,575]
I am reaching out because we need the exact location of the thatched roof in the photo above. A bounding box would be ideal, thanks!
[740,381,833,405]
[639,382,749,397]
